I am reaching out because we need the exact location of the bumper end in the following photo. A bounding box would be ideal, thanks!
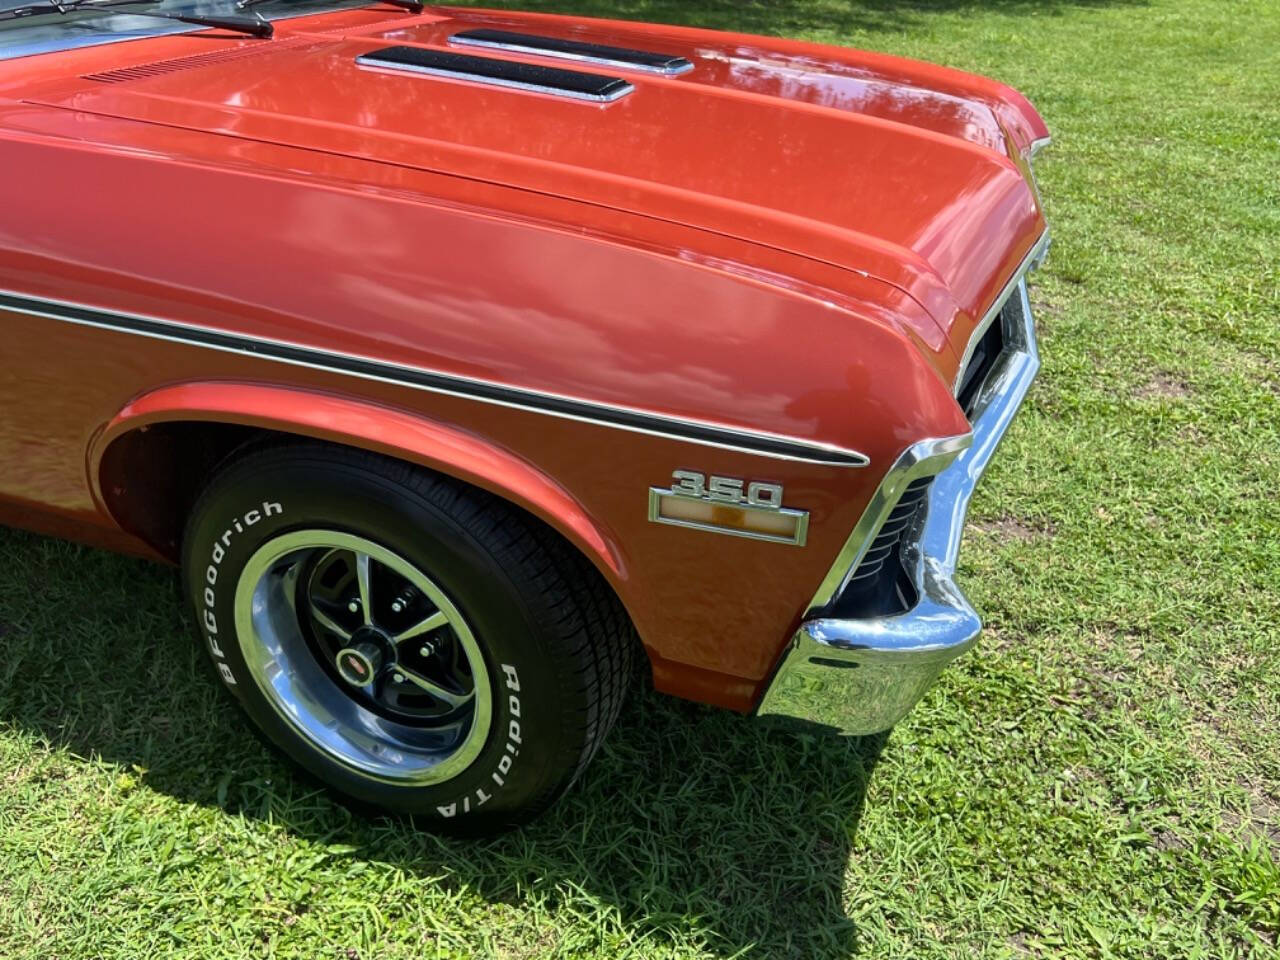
[755,560,981,735]
[756,232,1046,736]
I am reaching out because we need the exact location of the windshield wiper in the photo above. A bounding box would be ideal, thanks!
[238,0,422,13]
[0,0,273,36]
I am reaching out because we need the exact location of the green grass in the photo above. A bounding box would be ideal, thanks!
[2,0,1279,956]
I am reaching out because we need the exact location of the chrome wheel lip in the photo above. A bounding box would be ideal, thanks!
[234,530,493,786]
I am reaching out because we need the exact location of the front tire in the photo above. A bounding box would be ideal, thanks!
[182,442,634,833]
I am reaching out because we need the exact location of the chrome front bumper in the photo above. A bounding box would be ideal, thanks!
[756,234,1046,735]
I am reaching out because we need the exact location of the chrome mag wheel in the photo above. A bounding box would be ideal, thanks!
[233,530,492,785]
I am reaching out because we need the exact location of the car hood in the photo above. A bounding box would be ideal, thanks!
[27,6,1048,343]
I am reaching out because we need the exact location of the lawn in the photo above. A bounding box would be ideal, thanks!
[2,0,1279,957]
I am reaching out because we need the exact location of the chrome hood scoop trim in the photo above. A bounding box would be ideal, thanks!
[355,45,634,102]
[449,27,694,76]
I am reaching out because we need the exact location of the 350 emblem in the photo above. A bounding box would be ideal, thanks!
[651,470,808,545]
[669,471,784,509]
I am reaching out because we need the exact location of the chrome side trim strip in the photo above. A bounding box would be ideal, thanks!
[449,31,695,76]
[0,290,869,467]
[953,228,1050,392]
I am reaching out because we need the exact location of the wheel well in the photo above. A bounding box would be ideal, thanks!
[98,422,648,681]
[98,420,265,562]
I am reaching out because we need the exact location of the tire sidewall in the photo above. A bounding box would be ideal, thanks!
[184,452,574,827]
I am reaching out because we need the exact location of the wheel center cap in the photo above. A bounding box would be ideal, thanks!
[335,634,388,688]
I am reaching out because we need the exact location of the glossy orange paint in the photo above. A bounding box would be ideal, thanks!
[94,381,626,581]
[0,5,1045,711]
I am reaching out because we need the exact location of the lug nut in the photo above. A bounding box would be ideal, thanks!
[419,643,435,658]
[347,600,360,614]
[391,589,415,614]
[393,673,405,684]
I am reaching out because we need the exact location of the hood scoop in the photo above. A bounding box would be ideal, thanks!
[82,37,311,83]
[449,28,694,76]
[355,46,634,103]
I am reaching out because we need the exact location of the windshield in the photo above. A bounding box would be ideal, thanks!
[0,0,370,61]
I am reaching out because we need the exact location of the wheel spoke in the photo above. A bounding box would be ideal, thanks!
[309,601,353,642]
[354,551,374,626]
[394,610,449,643]
[396,666,473,708]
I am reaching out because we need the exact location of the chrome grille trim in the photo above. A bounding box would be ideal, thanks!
[758,259,1044,734]
[805,435,971,614]
[800,228,1049,618]
[840,475,932,591]
[954,228,1050,393]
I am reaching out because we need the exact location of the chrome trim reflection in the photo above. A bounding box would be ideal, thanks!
[450,34,694,76]
[354,52,635,103]
[804,434,972,612]
[757,259,1043,735]
[953,228,1050,393]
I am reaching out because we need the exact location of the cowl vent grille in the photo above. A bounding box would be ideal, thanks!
[82,37,310,83]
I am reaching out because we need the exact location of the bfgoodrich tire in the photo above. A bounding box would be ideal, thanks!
[182,442,634,833]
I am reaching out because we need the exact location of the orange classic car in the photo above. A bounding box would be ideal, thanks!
[0,1,1049,831]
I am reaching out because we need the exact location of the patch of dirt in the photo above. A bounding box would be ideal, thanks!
[1136,372,1191,400]
[1225,787,1280,852]
[1030,298,1062,335]
[1007,932,1034,956]
[1175,422,1208,446]
[1152,829,1188,853]
[972,516,1057,543]
[1241,347,1280,396]
[1030,298,1063,318]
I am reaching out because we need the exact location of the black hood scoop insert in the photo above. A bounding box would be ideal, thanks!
[449,28,694,76]
[355,46,634,103]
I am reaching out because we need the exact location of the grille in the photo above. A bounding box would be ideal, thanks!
[956,307,1006,419]
[829,476,933,618]
[82,38,311,83]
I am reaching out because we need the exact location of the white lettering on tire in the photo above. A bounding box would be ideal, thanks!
[199,501,284,687]
[437,663,521,817]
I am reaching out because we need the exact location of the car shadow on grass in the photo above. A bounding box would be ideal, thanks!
[0,529,884,957]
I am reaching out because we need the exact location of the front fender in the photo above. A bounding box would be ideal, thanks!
[90,380,628,588]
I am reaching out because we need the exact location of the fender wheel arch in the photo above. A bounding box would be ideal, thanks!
[99,419,641,638]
